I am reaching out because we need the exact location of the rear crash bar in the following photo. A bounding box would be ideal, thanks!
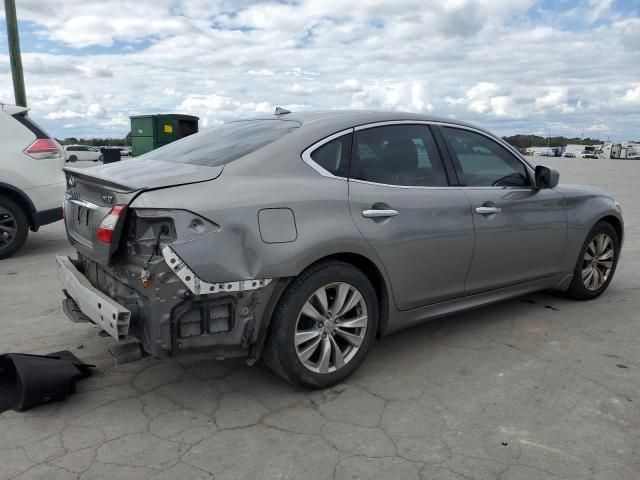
[56,256,131,340]
[162,245,272,296]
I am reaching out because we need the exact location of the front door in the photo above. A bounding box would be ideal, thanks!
[440,126,567,293]
[348,124,475,310]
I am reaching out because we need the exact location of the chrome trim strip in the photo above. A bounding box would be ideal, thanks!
[301,128,353,179]
[65,194,100,210]
[349,178,463,190]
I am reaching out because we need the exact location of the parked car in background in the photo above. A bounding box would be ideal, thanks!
[64,145,103,163]
[57,110,624,388]
[0,103,64,258]
[119,147,132,157]
[563,152,576,158]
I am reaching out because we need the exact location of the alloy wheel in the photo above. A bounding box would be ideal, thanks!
[0,207,18,250]
[294,282,368,374]
[582,233,615,291]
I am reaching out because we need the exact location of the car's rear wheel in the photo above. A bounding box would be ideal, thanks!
[0,196,29,259]
[565,221,619,300]
[96,155,103,162]
[68,155,77,163]
[263,261,378,388]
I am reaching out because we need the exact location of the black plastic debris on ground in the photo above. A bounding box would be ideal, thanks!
[0,351,94,413]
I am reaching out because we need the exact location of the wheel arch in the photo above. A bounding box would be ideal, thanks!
[0,183,37,229]
[598,215,623,246]
[302,252,391,339]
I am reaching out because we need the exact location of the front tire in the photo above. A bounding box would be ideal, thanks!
[565,221,619,300]
[68,155,77,163]
[0,196,29,259]
[263,261,378,389]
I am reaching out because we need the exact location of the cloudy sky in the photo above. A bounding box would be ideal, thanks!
[1,0,638,140]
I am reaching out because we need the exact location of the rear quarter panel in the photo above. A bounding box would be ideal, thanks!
[130,151,388,287]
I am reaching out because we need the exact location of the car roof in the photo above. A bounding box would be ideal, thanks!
[243,110,492,136]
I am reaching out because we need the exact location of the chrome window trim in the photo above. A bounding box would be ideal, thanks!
[302,120,535,189]
[349,178,463,191]
[301,128,353,179]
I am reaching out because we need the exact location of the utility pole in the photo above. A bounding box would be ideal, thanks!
[4,0,27,107]
[547,128,550,148]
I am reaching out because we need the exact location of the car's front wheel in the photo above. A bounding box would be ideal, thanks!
[68,155,77,163]
[0,195,29,259]
[263,261,378,388]
[565,221,620,300]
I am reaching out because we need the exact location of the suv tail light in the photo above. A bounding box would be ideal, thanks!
[24,138,61,159]
[97,205,127,244]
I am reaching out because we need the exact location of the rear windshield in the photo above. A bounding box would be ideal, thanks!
[138,119,300,167]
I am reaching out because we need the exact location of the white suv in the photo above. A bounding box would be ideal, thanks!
[64,145,103,163]
[0,103,65,258]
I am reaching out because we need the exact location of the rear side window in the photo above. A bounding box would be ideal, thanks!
[139,120,300,167]
[309,134,352,177]
[350,125,448,187]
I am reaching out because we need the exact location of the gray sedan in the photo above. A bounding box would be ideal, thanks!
[58,110,623,388]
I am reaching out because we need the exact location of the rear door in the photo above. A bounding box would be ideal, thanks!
[439,126,567,293]
[347,123,475,310]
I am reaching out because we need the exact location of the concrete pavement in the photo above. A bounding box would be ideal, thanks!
[0,157,638,479]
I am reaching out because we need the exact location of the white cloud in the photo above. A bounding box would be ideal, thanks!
[350,81,433,113]
[622,85,640,104]
[0,0,636,140]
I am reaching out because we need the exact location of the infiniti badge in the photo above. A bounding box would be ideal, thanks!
[67,176,76,187]
[102,194,114,204]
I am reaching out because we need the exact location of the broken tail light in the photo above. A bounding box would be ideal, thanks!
[97,205,127,244]
[24,138,61,159]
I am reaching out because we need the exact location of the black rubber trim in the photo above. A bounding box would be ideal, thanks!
[11,113,48,139]
[34,207,63,228]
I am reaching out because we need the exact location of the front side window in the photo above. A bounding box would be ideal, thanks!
[443,127,530,187]
[350,125,448,187]
[309,134,352,177]
[138,119,300,167]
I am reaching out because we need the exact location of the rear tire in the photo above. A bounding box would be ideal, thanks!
[0,195,29,259]
[565,221,619,300]
[68,155,77,163]
[96,155,103,162]
[263,261,378,389]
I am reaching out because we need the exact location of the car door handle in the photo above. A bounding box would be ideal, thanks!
[475,206,502,215]
[362,209,399,218]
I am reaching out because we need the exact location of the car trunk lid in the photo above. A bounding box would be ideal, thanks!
[63,159,223,265]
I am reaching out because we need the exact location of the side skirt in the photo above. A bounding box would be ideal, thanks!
[385,274,571,334]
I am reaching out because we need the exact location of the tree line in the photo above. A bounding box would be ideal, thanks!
[56,132,132,147]
[54,132,603,150]
[502,134,602,149]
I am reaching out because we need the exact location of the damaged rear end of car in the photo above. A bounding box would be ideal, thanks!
[57,119,301,361]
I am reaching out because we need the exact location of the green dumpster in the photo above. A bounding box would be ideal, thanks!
[130,114,199,156]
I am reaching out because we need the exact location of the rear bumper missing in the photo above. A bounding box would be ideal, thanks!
[56,255,131,340]
[56,253,282,360]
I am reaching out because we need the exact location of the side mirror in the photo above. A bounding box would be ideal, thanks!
[535,165,559,189]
